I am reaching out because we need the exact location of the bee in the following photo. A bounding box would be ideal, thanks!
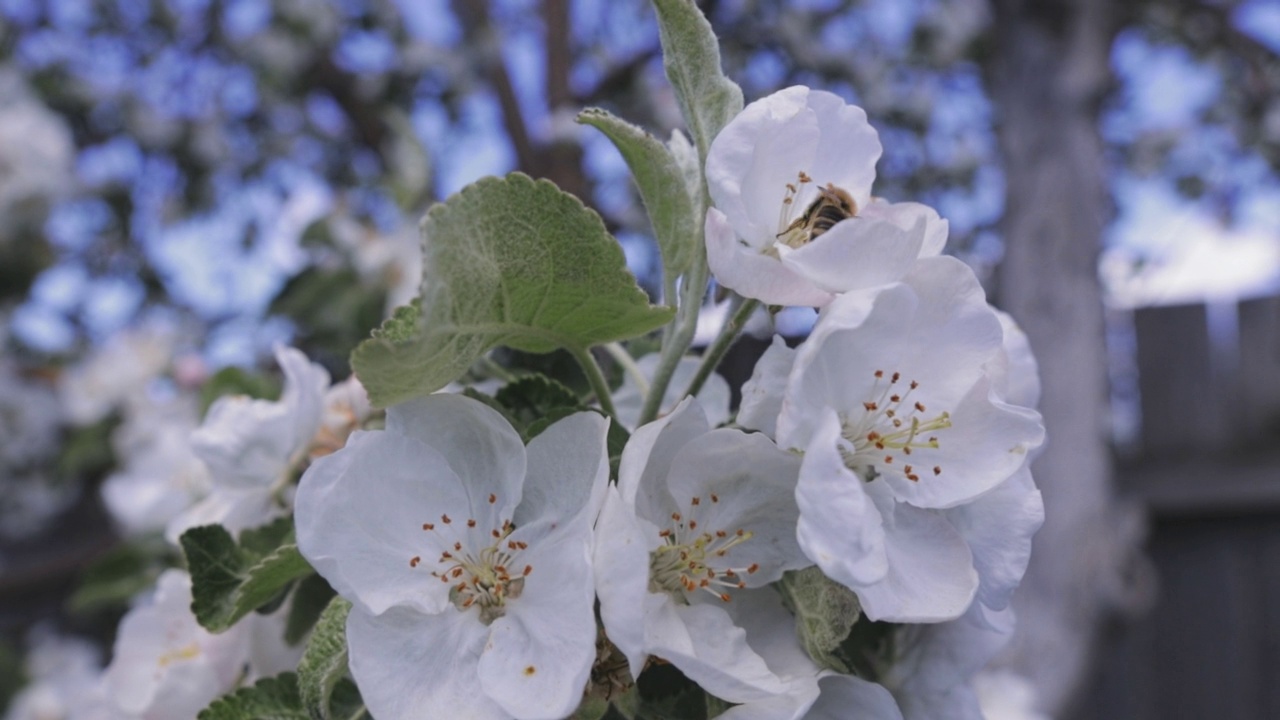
[776,175,858,249]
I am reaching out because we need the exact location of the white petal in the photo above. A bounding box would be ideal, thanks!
[883,605,1014,720]
[164,486,280,546]
[716,589,824,720]
[987,309,1041,410]
[737,336,796,439]
[190,395,293,490]
[707,86,822,245]
[295,429,480,616]
[795,410,887,585]
[274,345,331,458]
[879,378,1044,509]
[805,675,904,720]
[479,529,597,720]
[593,486,656,679]
[778,213,926,294]
[386,394,527,507]
[665,428,807,585]
[804,88,881,203]
[347,606,506,720]
[646,601,788,703]
[616,396,709,518]
[858,200,948,257]
[944,465,1043,613]
[854,484,978,623]
[706,207,835,307]
[517,410,610,529]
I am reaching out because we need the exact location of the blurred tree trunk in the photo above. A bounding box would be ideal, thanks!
[986,0,1142,713]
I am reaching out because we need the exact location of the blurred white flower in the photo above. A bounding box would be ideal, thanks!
[101,570,249,720]
[973,669,1051,720]
[0,69,74,233]
[296,395,609,720]
[58,328,175,427]
[705,86,946,307]
[3,630,107,720]
[101,395,211,537]
[166,346,328,543]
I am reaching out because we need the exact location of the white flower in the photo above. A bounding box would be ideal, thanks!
[973,669,1051,720]
[4,630,105,720]
[166,346,329,543]
[101,570,249,720]
[770,257,1044,622]
[58,328,174,426]
[101,396,211,537]
[705,86,947,307]
[295,394,610,720]
[310,375,373,458]
[612,354,731,431]
[594,398,808,704]
[880,604,1016,720]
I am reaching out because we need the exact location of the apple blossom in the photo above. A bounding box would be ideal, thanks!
[705,85,947,307]
[101,570,250,720]
[762,256,1043,622]
[166,345,329,542]
[295,394,610,720]
[594,398,808,704]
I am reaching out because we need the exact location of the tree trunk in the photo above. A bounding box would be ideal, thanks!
[985,0,1141,713]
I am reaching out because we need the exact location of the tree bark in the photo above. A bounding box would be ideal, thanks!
[985,0,1140,713]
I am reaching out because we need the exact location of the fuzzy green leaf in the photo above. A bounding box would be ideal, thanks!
[776,567,862,673]
[298,597,353,720]
[578,108,697,281]
[198,673,307,720]
[181,520,315,633]
[352,173,674,407]
[651,0,744,160]
[284,574,337,646]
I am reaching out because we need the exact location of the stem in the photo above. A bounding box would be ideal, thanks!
[638,245,708,425]
[570,345,618,419]
[477,354,518,383]
[603,342,649,397]
[682,296,760,399]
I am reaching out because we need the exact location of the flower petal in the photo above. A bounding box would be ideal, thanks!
[858,200,948,257]
[737,336,796,439]
[805,675,904,720]
[777,213,926,294]
[347,605,505,720]
[795,410,887,585]
[295,429,475,616]
[516,410,610,530]
[665,428,807,585]
[386,394,527,511]
[593,486,656,679]
[616,396,709,519]
[647,601,788,703]
[944,465,1043,613]
[479,529,597,720]
[854,483,978,623]
[706,207,835,307]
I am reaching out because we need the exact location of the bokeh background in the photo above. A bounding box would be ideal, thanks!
[0,0,1278,717]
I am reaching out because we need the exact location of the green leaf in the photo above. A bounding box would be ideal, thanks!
[181,520,315,633]
[199,673,307,720]
[578,108,698,281]
[298,597,353,720]
[775,567,862,673]
[197,672,367,720]
[352,173,675,407]
[496,373,583,431]
[651,0,744,160]
[285,574,337,646]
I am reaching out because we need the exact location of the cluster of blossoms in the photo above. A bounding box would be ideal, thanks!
[286,86,1045,720]
[6,343,371,720]
[2,18,1046,716]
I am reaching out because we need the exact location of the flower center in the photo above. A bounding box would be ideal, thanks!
[839,370,952,482]
[774,171,858,250]
[648,494,760,603]
[412,493,531,625]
